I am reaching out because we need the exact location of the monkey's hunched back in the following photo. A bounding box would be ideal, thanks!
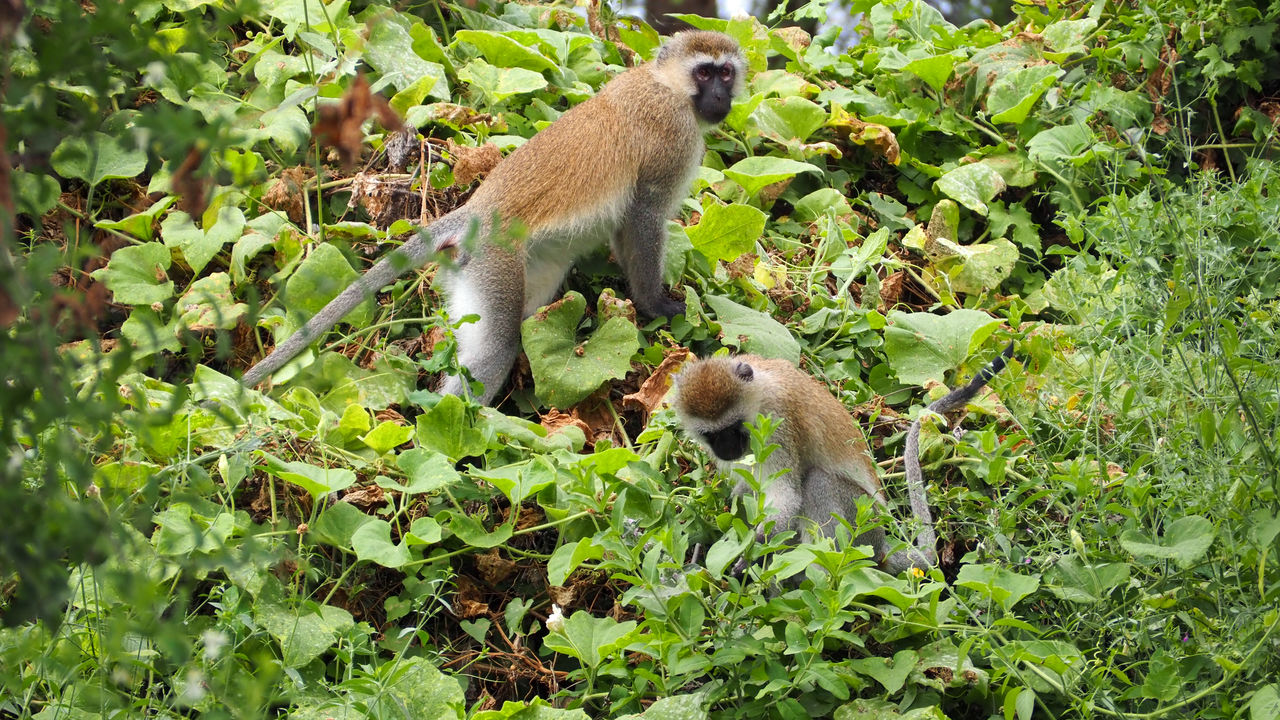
[238,31,745,402]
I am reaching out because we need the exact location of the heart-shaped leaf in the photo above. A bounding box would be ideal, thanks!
[685,202,766,264]
[522,291,641,408]
[91,242,175,306]
[51,131,147,186]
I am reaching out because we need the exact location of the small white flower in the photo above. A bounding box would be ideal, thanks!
[546,603,565,633]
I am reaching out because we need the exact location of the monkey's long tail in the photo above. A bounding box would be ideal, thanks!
[238,231,438,388]
[901,341,1016,569]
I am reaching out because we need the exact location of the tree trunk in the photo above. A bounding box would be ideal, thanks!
[646,0,719,35]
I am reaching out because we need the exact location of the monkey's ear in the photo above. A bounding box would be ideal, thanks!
[734,361,753,381]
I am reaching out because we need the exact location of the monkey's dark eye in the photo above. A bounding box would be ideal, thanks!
[695,66,712,82]
[734,362,753,381]
[720,65,733,82]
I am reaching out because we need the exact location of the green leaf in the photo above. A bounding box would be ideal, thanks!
[617,694,707,720]
[413,395,487,460]
[255,587,354,668]
[542,611,638,669]
[882,309,1002,385]
[96,197,176,242]
[161,207,245,275]
[474,457,556,506]
[955,564,1040,613]
[1119,515,1216,568]
[1139,650,1180,701]
[443,511,514,548]
[904,52,960,92]
[1043,558,1130,604]
[459,59,547,103]
[547,538,604,586]
[290,657,464,720]
[705,294,801,365]
[793,188,852,221]
[388,448,461,494]
[1042,18,1097,55]
[258,451,357,498]
[360,421,414,453]
[1250,685,1280,720]
[750,96,828,142]
[521,291,641,408]
[406,516,442,545]
[284,242,374,328]
[51,131,147,186]
[723,156,820,197]
[937,237,1019,294]
[363,15,448,97]
[453,30,556,72]
[12,170,61,219]
[1027,124,1094,163]
[472,698,590,720]
[351,518,412,568]
[310,500,373,547]
[848,650,917,694]
[176,273,248,331]
[987,65,1061,125]
[92,243,175,306]
[685,202,767,263]
[935,162,1007,216]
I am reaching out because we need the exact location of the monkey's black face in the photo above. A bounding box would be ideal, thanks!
[692,62,736,124]
[702,419,749,461]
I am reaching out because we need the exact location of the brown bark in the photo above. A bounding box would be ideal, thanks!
[645,0,718,35]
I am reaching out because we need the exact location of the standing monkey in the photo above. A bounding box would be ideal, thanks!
[239,31,746,404]
[672,345,1014,574]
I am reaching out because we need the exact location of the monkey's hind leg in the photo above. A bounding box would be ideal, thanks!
[437,247,524,405]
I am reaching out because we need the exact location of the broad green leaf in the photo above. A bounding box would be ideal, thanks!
[92,243,174,306]
[547,538,605,586]
[835,699,946,720]
[955,564,1040,613]
[291,657,464,720]
[705,294,801,365]
[705,526,753,579]
[310,500,372,547]
[542,611,638,669]
[176,273,248,331]
[882,309,1002,385]
[258,451,357,498]
[936,237,1019,294]
[1027,124,1094,163]
[617,694,707,720]
[793,188,853,221]
[521,291,641,408]
[259,0,349,35]
[231,212,287,283]
[413,394,487,460]
[904,52,960,92]
[12,170,61,219]
[935,162,1007,216]
[473,698,590,720]
[998,640,1086,695]
[360,421,414,453]
[1119,515,1216,568]
[1043,18,1097,55]
[459,59,547,103]
[51,131,147,186]
[1043,558,1130,604]
[723,156,820,197]
[255,588,354,668]
[96,197,176,242]
[406,516,442,545]
[750,96,828,142]
[254,104,311,155]
[283,242,374,328]
[685,202,766,263]
[1139,650,1180,701]
[474,457,556,506]
[1250,685,1280,720]
[453,30,556,72]
[366,18,449,97]
[848,650,917,694]
[161,207,245,275]
[987,64,1061,125]
[351,518,412,567]
[443,511,514,548]
[392,448,462,494]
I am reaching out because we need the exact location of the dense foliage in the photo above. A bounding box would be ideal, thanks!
[2,0,1278,718]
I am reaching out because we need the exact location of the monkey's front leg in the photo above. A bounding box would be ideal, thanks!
[614,187,685,319]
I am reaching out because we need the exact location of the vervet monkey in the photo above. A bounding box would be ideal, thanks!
[672,344,1014,574]
[239,31,746,403]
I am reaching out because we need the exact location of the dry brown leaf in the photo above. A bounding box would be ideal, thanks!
[313,73,403,169]
[541,408,592,438]
[452,576,490,619]
[342,484,386,509]
[263,166,311,224]
[475,548,517,585]
[622,347,690,416]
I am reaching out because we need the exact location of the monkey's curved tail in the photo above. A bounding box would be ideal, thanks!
[238,229,441,388]
[900,341,1016,570]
